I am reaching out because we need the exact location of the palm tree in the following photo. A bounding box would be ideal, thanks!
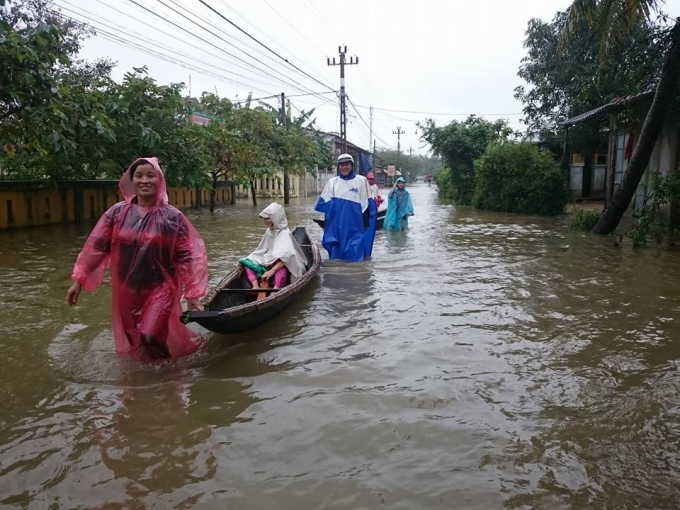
[562,0,680,235]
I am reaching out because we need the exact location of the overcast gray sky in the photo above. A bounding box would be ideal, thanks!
[57,0,680,155]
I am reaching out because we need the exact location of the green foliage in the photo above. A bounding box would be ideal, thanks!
[433,167,455,200]
[473,142,568,216]
[102,67,210,187]
[0,0,117,177]
[0,0,331,198]
[568,208,602,230]
[515,9,666,152]
[627,172,680,246]
[420,116,515,205]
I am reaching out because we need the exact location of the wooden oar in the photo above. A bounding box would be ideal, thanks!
[217,287,280,293]
[256,279,270,301]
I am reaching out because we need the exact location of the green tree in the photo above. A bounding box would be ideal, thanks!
[103,67,209,187]
[230,107,277,207]
[560,0,680,234]
[0,0,117,178]
[515,10,665,156]
[419,116,515,203]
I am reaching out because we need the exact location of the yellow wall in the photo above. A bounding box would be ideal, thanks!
[0,182,232,230]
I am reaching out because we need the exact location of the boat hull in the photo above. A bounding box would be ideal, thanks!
[182,226,321,335]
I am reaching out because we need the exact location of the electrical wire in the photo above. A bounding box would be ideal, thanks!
[196,0,336,92]
[56,2,301,93]
[118,0,319,95]
[355,104,523,116]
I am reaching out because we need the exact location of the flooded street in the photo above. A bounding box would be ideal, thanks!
[1,184,680,509]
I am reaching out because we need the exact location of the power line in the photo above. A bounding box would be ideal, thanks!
[157,0,337,109]
[164,0,298,71]
[153,0,323,95]
[231,90,337,103]
[56,10,278,95]
[299,0,343,42]
[121,0,319,96]
[261,0,326,58]
[355,104,523,116]
[197,0,336,93]
[346,96,390,147]
[56,1,296,93]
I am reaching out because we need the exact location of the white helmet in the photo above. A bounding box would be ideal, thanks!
[337,153,354,166]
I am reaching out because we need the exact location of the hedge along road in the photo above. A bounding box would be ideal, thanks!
[1,183,679,509]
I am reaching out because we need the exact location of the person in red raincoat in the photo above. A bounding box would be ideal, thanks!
[66,157,209,363]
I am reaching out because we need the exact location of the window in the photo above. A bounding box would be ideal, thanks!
[633,140,661,216]
[593,153,607,166]
[44,198,50,218]
[6,200,13,223]
[614,133,631,185]
[570,153,585,165]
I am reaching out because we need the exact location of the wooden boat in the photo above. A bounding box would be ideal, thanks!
[313,207,387,230]
[182,226,321,334]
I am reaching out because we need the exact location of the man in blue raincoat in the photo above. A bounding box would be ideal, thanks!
[315,153,377,261]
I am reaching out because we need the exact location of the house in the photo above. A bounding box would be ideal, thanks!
[560,90,680,226]
[322,133,373,175]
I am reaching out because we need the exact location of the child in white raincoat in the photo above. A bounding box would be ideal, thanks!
[239,203,307,289]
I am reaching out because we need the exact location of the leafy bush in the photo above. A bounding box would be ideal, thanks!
[434,167,455,200]
[473,143,568,216]
[568,208,601,230]
[627,172,680,247]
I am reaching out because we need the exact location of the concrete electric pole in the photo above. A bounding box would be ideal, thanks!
[393,126,405,153]
[327,46,358,153]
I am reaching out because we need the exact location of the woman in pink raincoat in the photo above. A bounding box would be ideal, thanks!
[66,158,209,363]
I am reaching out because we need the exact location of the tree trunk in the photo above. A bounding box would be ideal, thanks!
[249,180,257,207]
[283,168,290,205]
[210,174,217,213]
[592,20,680,235]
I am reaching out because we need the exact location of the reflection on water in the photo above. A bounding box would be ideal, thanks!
[1,188,680,508]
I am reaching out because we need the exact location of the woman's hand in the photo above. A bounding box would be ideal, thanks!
[261,270,273,282]
[66,281,82,307]
[186,297,204,311]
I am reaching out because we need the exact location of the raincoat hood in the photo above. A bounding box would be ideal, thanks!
[119,157,169,206]
[259,202,288,230]
[395,177,406,185]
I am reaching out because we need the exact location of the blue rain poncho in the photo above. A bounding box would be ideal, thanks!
[384,177,415,231]
[315,171,377,261]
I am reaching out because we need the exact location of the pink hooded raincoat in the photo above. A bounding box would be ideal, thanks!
[71,158,208,363]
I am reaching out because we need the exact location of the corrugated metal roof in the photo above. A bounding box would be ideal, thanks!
[559,90,655,127]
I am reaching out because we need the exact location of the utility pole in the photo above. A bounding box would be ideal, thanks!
[369,106,373,153]
[281,92,289,205]
[327,46,358,153]
[409,147,413,157]
[393,126,405,153]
